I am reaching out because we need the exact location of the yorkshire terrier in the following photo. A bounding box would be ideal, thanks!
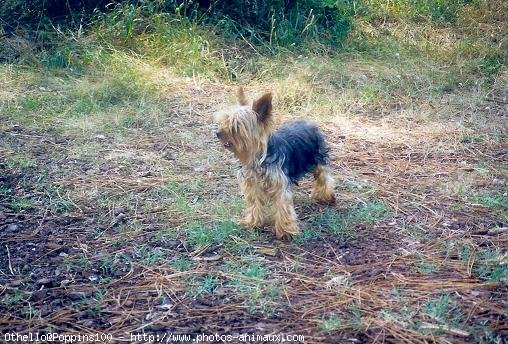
[215,88,335,240]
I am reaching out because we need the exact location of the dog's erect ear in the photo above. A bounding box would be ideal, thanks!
[252,92,272,123]
[237,86,248,106]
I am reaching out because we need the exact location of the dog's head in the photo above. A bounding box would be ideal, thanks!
[214,87,273,165]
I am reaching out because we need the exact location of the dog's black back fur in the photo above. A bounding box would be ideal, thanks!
[262,120,329,184]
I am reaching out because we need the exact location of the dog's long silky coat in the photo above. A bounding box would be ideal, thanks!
[215,88,335,239]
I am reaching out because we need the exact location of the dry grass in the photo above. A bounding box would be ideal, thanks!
[1,72,506,341]
[0,2,507,341]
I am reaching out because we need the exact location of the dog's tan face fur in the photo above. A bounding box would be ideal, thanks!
[214,87,273,165]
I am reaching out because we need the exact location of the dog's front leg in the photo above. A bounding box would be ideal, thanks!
[269,178,299,240]
[239,174,266,228]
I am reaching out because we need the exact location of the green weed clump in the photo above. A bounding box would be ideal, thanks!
[223,258,281,316]
[185,220,240,248]
[358,0,469,24]
[422,294,464,329]
[297,200,391,244]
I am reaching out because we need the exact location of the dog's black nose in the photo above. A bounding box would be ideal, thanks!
[216,131,224,139]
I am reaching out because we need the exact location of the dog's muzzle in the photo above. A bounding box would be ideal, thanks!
[216,131,232,149]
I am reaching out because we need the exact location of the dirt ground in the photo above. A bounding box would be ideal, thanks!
[0,83,507,343]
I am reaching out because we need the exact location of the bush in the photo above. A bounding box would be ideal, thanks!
[1,0,355,49]
[202,0,355,47]
[0,0,111,32]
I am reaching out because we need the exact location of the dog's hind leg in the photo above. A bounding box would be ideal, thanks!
[311,165,336,203]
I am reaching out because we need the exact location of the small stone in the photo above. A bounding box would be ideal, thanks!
[7,224,19,231]
[163,153,175,161]
[95,134,106,140]
[84,320,95,327]
[50,298,63,307]
[113,207,126,216]
[156,302,173,310]
[10,280,23,287]
[40,306,51,317]
[46,242,61,250]
[145,311,161,321]
[146,324,166,331]
[68,291,87,300]
[36,278,53,286]
[31,290,47,301]
[165,240,180,249]
[368,268,384,277]
[60,279,71,287]
[115,213,126,221]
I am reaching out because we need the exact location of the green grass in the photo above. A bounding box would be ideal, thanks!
[9,198,33,212]
[240,261,267,279]
[422,294,464,330]
[349,303,364,330]
[136,246,167,266]
[417,261,439,275]
[2,52,159,133]
[152,227,178,243]
[294,227,321,244]
[158,181,198,214]
[212,197,244,220]
[77,288,107,317]
[472,190,508,220]
[2,289,27,307]
[312,209,350,237]
[318,314,343,333]
[307,200,391,243]
[40,184,72,213]
[400,224,430,243]
[460,133,484,143]
[185,220,240,248]
[359,0,466,24]
[223,258,281,316]
[171,257,194,272]
[5,155,37,170]
[190,275,219,298]
[353,201,391,224]
[64,254,92,271]
[0,185,11,196]
[474,249,508,283]
[475,194,508,209]
[380,302,417,327]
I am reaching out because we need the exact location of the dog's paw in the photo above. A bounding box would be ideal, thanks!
[274,222,299,240]
[239,216,263,228]
[311,190,336,204]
